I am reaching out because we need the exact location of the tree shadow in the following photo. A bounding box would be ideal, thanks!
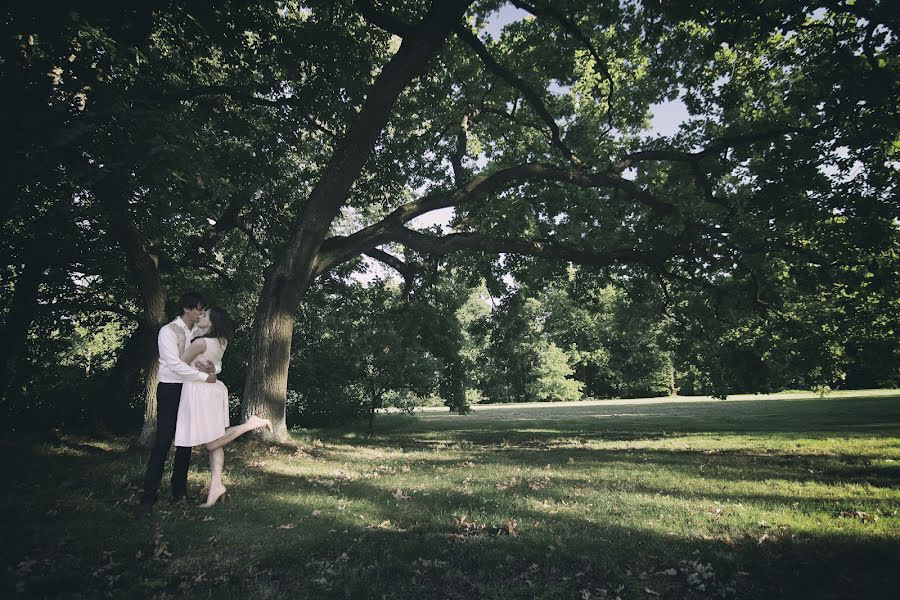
[4,393,900,599]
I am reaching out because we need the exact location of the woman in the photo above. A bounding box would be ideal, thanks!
[174,307,272,507]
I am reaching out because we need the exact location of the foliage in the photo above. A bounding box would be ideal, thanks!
[289,274,469,426]
[2,1,900,429]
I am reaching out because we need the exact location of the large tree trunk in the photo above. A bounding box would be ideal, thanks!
[240,285,297,440]
[138,296,166,448]
[95,170,168,440]
[0,241,48,404]
[92,290,165,440]
[241,1,473,441]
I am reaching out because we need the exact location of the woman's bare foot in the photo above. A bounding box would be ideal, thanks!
[249,415,273,433]
[200,485,227,508]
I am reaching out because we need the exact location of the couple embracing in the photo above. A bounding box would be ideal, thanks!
[137,291,271,518]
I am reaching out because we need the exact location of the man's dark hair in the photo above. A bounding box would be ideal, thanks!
[178,291,205,313]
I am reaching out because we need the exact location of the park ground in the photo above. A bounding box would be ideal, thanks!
[3,390,900,599]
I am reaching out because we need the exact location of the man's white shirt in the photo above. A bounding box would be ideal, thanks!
[157,317,214,383]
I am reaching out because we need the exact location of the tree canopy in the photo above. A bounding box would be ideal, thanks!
[2,1,898,437]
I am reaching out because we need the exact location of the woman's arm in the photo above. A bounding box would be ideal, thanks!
[159,327,209,382]
[180,338,208,366]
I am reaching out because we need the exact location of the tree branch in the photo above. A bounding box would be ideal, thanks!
[455,25,582,164]
[37,301,139,321]
[236,221,272,259]
[391,227,661,269]
[194,188,259,255]
[364,248,412,277]
[509,0,615,126]
[354,0,414,37]
[615,125,817,170]
[315,161,675,276]
[450,114,469,186]
[611,125,821,214]
[149,85,310,108]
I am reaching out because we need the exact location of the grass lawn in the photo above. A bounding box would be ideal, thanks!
[3,391,900,599]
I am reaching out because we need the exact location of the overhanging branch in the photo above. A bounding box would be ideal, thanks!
[509,0,615,126]
[455,25,582,164]
[450,114,470,186]
[149,85,310,108]
[314,161,675,276]
[392,227,661,269]
[615,125,818,170]
[364,247,413,277]
[354,0,414,37]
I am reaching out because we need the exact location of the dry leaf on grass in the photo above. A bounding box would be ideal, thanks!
[527,477,551,490]
[838,510,879,522]
[500,518,519,537]
[495,478,518,491]
[368,520,407,532]
[453,516,519,537]
[152,526,171,560]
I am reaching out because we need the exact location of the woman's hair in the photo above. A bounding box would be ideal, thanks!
[203,307,234,344]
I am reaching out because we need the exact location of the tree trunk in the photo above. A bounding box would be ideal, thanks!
[0,245,48,403]
[240,2,473,441]
[369,394,381,431]
[240,284,296,440]
[95,169,168,439]
[136,345,162,446]
[667,356,678,397]
[92,287,165,439]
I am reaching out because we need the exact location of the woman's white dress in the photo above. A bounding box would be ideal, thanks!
[174,337,229,446]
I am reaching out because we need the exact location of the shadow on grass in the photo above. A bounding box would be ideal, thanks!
[8,444,889,600]
[3,394,900,598]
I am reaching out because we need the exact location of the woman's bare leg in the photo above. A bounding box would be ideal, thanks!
[205,416,272,452]
[199,416,273,507]
[201,447,226,507]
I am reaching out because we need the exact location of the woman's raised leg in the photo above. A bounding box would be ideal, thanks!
[205,416,273,452]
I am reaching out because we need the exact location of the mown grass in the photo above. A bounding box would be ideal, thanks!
[3,391,899,599]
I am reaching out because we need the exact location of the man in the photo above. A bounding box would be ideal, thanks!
[137,291,218,518]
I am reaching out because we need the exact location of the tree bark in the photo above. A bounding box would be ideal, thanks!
[93,318,163,438]
[667,356,679,397]
[94,171,168,441]
[241,1,474,440]
[0,241,49,404]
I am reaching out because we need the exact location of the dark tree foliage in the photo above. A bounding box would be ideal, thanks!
[2,1,898,434]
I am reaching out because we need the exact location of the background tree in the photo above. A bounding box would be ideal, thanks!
[3,1,899,436]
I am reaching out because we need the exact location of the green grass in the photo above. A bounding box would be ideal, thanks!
[3,391,900,598]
